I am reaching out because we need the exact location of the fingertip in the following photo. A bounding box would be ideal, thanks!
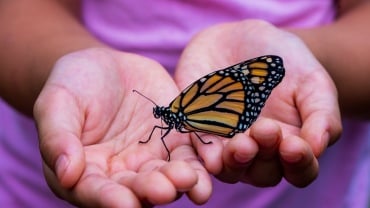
[213,135,258,184]
[57,143,85,188]
[192,135,223,174]
[250,118,282,141]
[301,113,342,157]
[161,160,198,191]
[280,136,319,187]
[280,136,310,163]
[249,118,282,159]
[186,168,212,205]
[224,134,258,166]
[171,147,213,205]
[133,171,177,205]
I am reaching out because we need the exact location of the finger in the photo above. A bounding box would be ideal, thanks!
[42,162,71,201]
[116,142,212,205]
[127,158,198,205]
[240,118,283,186]
[160,160,198,192]
[132,169,178,205]
[185,167,212,205]
[115,155,211,206]
[34,87,85,188]
[191,134,224,174]
[250,118,282,160]
[280,135,319,187]
[217,134,258,183]
[44,163,142,207]
[300,110,342,156]
[171,145,213,205]
[73,165,141,207]
[241,157,283,187]
[297,71,342,157]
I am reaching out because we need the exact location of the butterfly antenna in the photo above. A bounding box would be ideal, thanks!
[132,90,158,106]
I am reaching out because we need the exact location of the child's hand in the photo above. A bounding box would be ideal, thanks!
[34,48,212,207]
[175,20,342,187]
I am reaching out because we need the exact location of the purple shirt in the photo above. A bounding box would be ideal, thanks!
[83,0,335,74]
[1,1,369,207]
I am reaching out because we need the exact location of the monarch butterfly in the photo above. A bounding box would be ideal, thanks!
[134,55,285,160]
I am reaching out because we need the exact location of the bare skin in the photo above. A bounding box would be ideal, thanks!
[0,0,369,207]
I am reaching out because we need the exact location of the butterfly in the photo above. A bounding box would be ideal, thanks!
[134,55,285,160]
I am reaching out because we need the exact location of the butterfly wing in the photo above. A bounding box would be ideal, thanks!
[170,55,285,137]
[237,55,285,113]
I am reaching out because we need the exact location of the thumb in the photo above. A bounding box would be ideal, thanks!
[297,71,342,157]
[34,86,85,188]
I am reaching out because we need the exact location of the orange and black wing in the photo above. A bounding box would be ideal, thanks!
[169,55,285,137]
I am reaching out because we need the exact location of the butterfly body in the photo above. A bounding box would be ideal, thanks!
[153,106,184,131]
[138,55,285,160]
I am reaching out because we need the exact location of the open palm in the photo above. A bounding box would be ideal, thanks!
[33,48,211,207]
[175,20,342,187]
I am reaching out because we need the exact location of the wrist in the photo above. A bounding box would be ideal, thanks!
[286,27,329,70]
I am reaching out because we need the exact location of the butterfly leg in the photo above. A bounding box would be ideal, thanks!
[139,125,165,144]
[179,129,213,145]
[193,132,213,145]
[139,125,172,161]
[160,127,172,161]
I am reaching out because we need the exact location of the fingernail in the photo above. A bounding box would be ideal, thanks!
[55,154,69,178]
